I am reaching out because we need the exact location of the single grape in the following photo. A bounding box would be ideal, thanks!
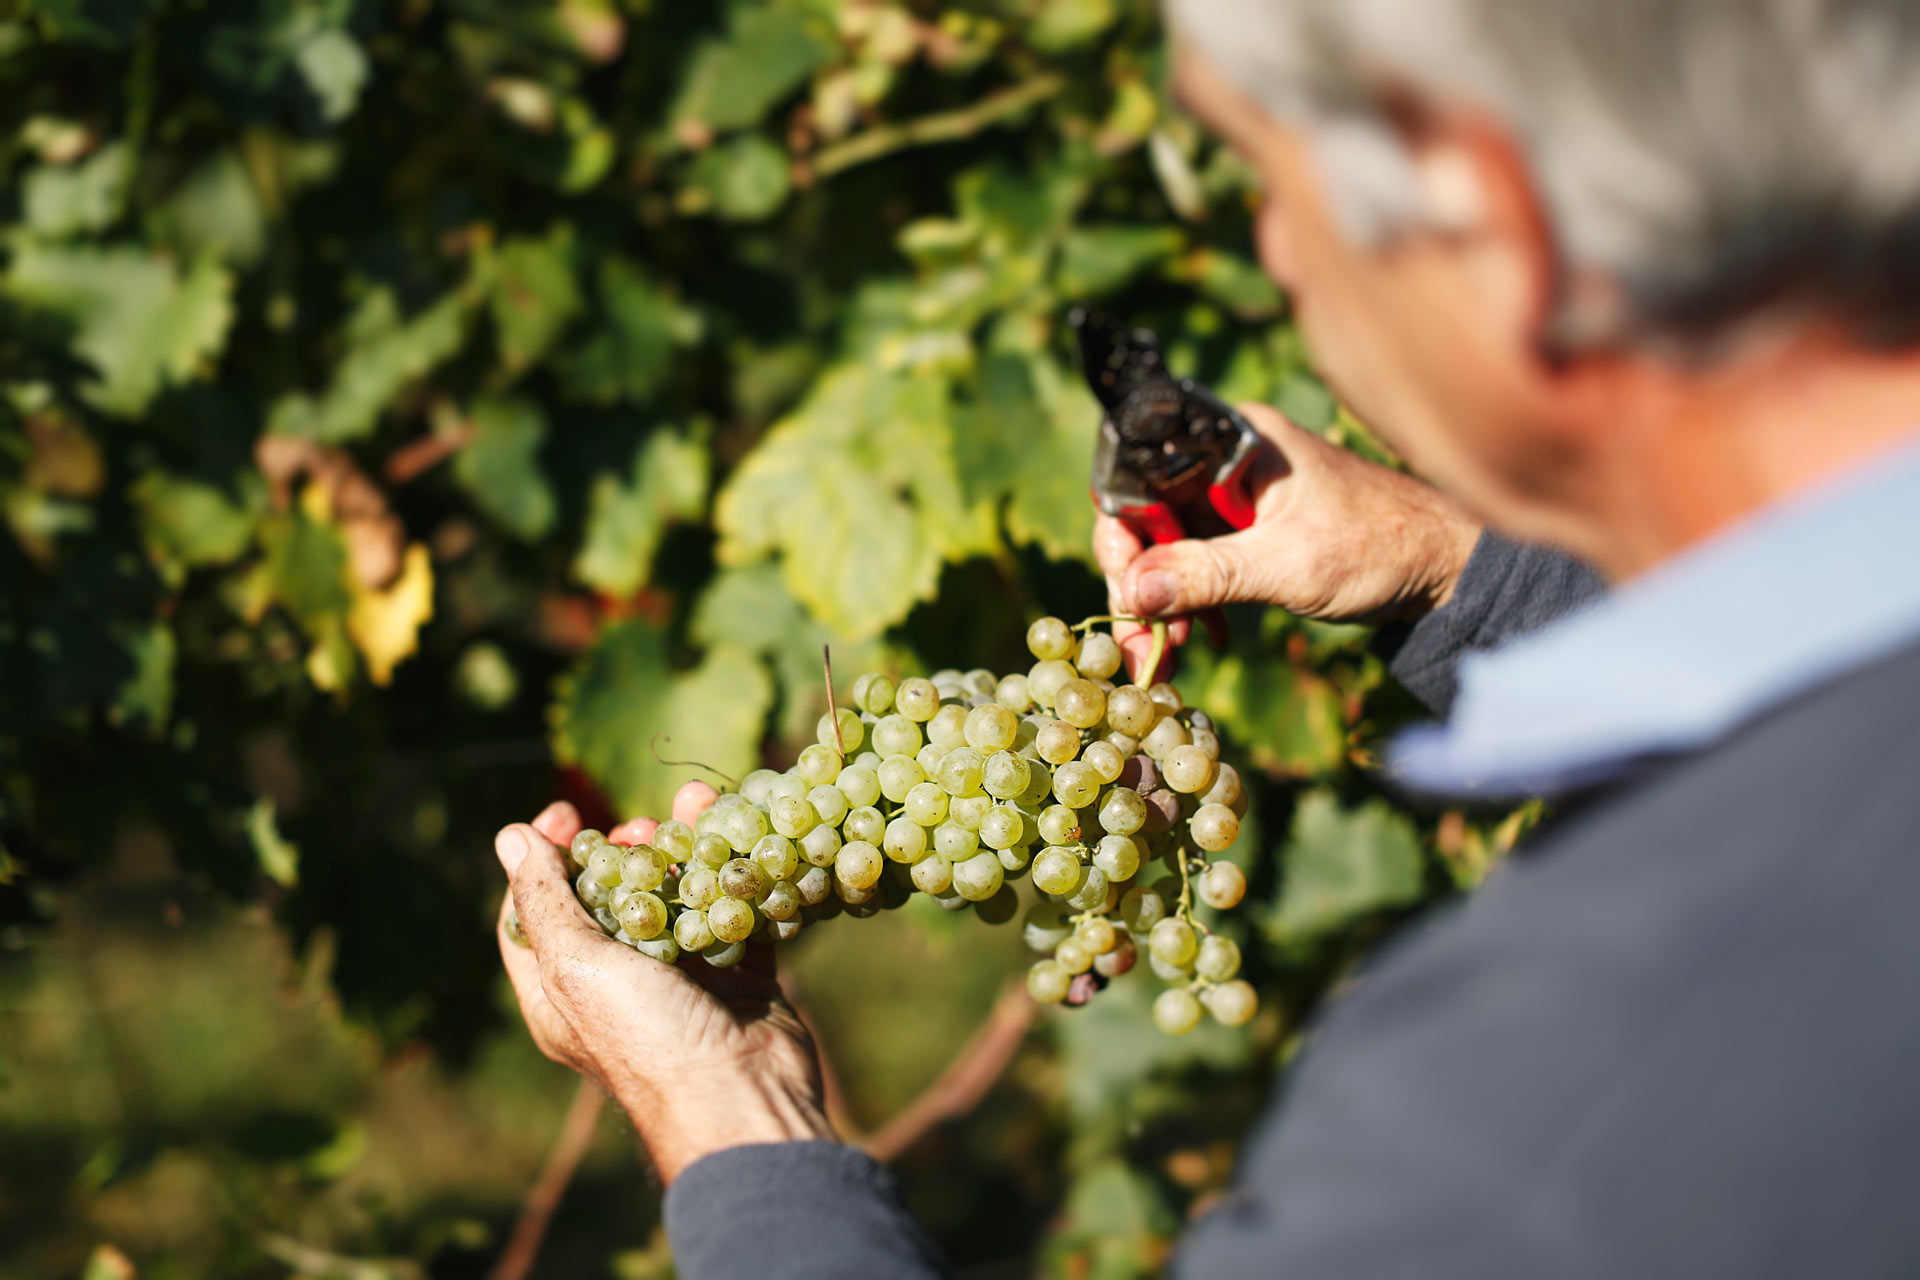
[768,793,818,839]
[959,667,995,697]
[795,743,842,786]
[836,876,878,906]
[504,908,530,948]
[1120,753,1161,793]
[996,843,1032,873]
[1196,934,1242,982]
[1141,715,1191,761]
[1075,631,1123,680]
[850,672,876,712]
[1189,725,1221,761]
[587,846,623,888]
[719,858,772,902]
[692,832,733,870]
[871,713,922,758]
[616,891,669,940]
[915,741,948,777]
[934,746,985,797]
[933,821,979,859]
[964,703,1019,752]
[764,773,808,805]
[1028,659,1076,708]
[903,781,949,827]
[1148,682,1183,714]
[1197,861,1248,910]
[877,755,925,803]
[1202,979,1259,1027]
[1032,847,1085,896]
[1054,679,1107,729]
[1141,788,1181,835]
[1149,918,1199,967]
[800,823,842,869]
[761,879,801,922]
[807,784,849,828]
[702,938,748,969]
[1119,885,1168,935]
[1164,744,1217,794]
[1077,916,1118,954]
[795,865,833,906]
[835,764,882,810]
[591,905,620,935]
[1093,933,1137,978]
[860,674,896,716]
[678,866,720,911]
[634,934,680,963]
[895,677,941,721]
[1055,937,1094,975]
[1018,762,1057,810]
[1037,804,1081,847]
[718,803,768,853]
[1052,760,1099,809]
[1106,685,1157,737]
[1064,865,1110,911]
[1097,787,1147,837]
[996,673,1033,712]
[651,819,694,863]
[1081,739,1125,785]
[1027,959,1072,1003]
[947,792,992,831]
[1092,833,1142,882]
[1200,762,1242,810]
[752,834,800,882]
[570,828,608,869]
[1190,803,1240,852]
[883,817,929,864]
[982,750,1032,800]
[673,909,716,952]
[1023,902,1071,951]
[771,917,803,942]
[1026,616,1076,661]
[620,847,666,890]
[952,852,1005,901]
[980,805,1025,850]
[910,854,954,895]
[1104,729,1141,758]
[1153,987,1204,1036]
[1035,719,1080,766]
[817,707,865,753]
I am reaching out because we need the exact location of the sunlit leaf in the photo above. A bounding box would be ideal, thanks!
[21,141,130,238]
[670,8,833,134]
[686,133,791,222]
[268,287,470,443]
[573,426,710,598]
[452,396,556,541]
[952,351,1096,562]
[490,229,582,373]
[1188,649,1347,777]
[132,471,256,569]
[1056,224,1185,298]
[1267,790,1425,941]
[347,542,434,685]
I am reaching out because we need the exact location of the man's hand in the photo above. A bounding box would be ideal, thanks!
[1096,403,1481,679]
[496,785,834,1183]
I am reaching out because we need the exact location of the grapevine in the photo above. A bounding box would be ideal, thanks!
[535,616,1257,1034]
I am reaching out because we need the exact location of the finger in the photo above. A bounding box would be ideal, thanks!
[607,816,660,846]
[672,780,721,827]
[532,800,583,847]
[1093,514,1145,583]
[1118,530,1263,619]
[497,824,607,956]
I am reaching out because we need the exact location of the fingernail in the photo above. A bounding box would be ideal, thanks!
[496,826,529,874]
[1132,570,1177,616]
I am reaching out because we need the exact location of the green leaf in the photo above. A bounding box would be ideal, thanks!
[555,257,692,405]
[1055,224,1184,298]
[952,352,1096,562]
[1052,971,1249,1126]
[247,795,300,888]
[160,149,269,266]
[260,505,350,632]
[490,229,582,373]
[670,8,833,134]
[1268,790,1425,941]
[687,133,792,222]
[294,26,368,124]
[268,286,469,443]
[715,361,989,638]
[111,621,174,730]
[1027,0,1119,52]
[21,141,131,238]
[1174,247,1285,319]
[132,471,256,569]
[453,396,556,541]
[553,621,772,819]
[1188,648,1347,776]
[5,244,234,417]
[573,426,710,597]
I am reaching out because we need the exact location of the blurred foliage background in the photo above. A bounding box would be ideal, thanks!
[0,1,1518,1276]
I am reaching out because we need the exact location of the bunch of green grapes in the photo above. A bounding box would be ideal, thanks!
[556,616,1256,1035]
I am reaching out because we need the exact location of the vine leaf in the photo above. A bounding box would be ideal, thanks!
[453,396,556,542]
[952,351,1097,563]
[1267,791,1425,942]
[268,286,470,443]
[490,229,582,374]
[670,8,833,136]
[347,543,434,685]
[573,426,710,598]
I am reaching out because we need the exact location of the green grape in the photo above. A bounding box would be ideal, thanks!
[765,772,808,805]
[1055,937,1094,975]
[1026,616,1076,661]
[841,805,886,846]
[1149,918,1198,967]
[964,703,1019,752]
[1075,631,1123,680]
[947,792,992,831]
[883,817,930,863]
[609,882,638,914]
[1097,787,1147,837]
[1081,739,1125,785]
[961,668,996,697]
[1093,833,1142,882]
[1189,725,1221,761]
[587,846,624,888]
[1141,715,1191,761]
[570,828,607,869]
[795,865,833,906]
[927,704,970,752]
[838,841,884,889]
[1018,762,1057,809]
[616,892,668,940]
[1064,865,1110,911]
[504,908,530,948]
[1094,933,1136,977]
[1028,659,1076,707]
[933,821,979,859]
[721,803,771,853]
[1077,916,1118,953]
[1035,719,1080,765]
[769,793,818,839]
[982,750,1032,800]
[895,677,941,721]
[1164,744,1217,794]
[620,847,666,890]
[1052,761,1100,809]
[1032,847,1085,896]
[1148,682,1183,713]
[707,896,755,942]
[1023,902,1071,951]
[1153,987,1204,1036]
[808,784,850,828]
[1200,762,1242,811]
[752,834,800,882]
[1027,959,1071,1004]
[1104,729,1141,758]
[771,917,803,942]
[1054,679,1107,729]
[634,934,680,963]
[877,754,925,803]
[980,805,1025,850]
[679,866,721,911]
[702,938,747,968]
[592,905,620,935]
[936,747,986,797]
[860,674,896,716]
[795,743,842,786]
[692,832,733,870]
[871,713,923,757]
[1106,685,1158,737]
[720,858,771,902]
[1120,885,1167,933]
[761,880,801,922]
[952,851,1004,901]
[915,742,948,777]
[1202,979,1259,1027]
[816,707,865,752]
[799,823,842,868]
[1190,803,1240,852]
[836,764,882,810]
[996,844,1031,873]
[850,672,877,713]
[996,673,1033,712]
[1196,934,1242,982]
[674,909,717,952]
[652,819,694,863]
[910,854,954,895]
[1197,861,1247,909]
[904,781,949,827]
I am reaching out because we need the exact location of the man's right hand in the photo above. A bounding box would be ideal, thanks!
[1095,402,1481,679]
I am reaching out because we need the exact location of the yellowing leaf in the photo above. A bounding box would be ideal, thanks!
[347,543,433,685]
[952,352,1096,562]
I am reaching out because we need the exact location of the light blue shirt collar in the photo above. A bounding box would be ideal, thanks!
[1389,434,1920,798]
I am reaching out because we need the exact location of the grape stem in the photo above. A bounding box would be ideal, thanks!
[822,645,846,760]
[1070,614,1150,631]
[649,735,739,789]
[1138,619,1169,689]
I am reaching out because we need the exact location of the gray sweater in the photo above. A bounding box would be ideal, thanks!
[663,534,1920,1278]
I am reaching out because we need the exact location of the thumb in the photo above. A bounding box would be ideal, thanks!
[1118,531,1260,618]
[497,824,602,954]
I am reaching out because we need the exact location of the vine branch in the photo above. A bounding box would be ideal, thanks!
[860,980,1034,1164]
[809,74,1067,179]
[489,1078,605,1280]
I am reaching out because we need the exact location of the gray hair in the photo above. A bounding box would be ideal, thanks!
[1169,0,1920,355]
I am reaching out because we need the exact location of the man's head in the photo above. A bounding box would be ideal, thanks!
[1169,0,1920,573]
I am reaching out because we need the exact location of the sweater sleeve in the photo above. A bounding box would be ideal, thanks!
[1377,530,1606,717]
[663,1141,948,1280]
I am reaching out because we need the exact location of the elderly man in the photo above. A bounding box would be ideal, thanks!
[492,1,1920,1274]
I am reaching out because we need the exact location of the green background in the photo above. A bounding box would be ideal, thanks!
[0,2,1520,1275]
